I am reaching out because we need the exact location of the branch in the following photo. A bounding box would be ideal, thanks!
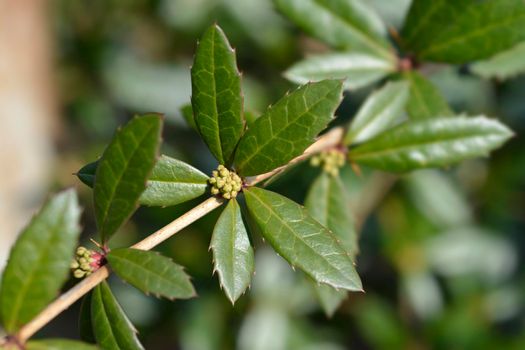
[13,126,346,343]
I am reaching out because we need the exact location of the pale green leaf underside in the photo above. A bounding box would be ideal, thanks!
[91,281,144,350]
[191,24,244,165]
[77,155,208,208]
[471,41,525,80]
[234,80,343,176]
[211,199,254,304]
[305,173,358,316]
[401,0,525,63]
[349,116,513,172]
[244,187,362,291]
[345,81,409,145]
[26,339,98,350]
[94,114,162,243]
[285,52,395,91]
[274,0,393,59]
[0,189,81,332]
[401,71,452,120]
[107,248,196,300]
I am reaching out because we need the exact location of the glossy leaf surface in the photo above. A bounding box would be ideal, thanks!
[234,80,343,176]
[402,71,452,120]
[244,187,362,291]
[0,189,81,332]
[93,114,162,242]
[91,281,143,350]
[471,41,525,80]
[191,24,244,165]
[210,199,254,304]
[107,248,196,300]
[349,116,513,172]
[274,0,393,59]
[345,81,409,145]
[401,0,525,63]
[285,52,395,91]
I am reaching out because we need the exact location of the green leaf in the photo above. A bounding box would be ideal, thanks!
[471,41,525,80]
[401,0,525,63]
[244,187,362,291]
[26,339,98,350]
[94,114,162,243]
[402,71,452,120]
[274,0,394,59]
[312,282,348,318]
[234,80,343,176]
[107,248,196,300]
[345,81,409,145]
[349,116,513,173]
[285,52,395,91]
[305,173,358,257]
[191,24,244,165]
[305,173,358,316]
[210,199,254,304]
[79,293,96,344]
[77,155,208,207]
[139,155,209,207]
[91,281,144,350]
[180,104,198,131]
[0,189,81,332]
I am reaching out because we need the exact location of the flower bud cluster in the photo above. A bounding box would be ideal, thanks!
[310,149,346,176]
[71,246,104,279]
[209,165,242,199]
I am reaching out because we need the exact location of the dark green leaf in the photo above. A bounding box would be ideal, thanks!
[349,116,513,173]
[305,173,358,316]
[244,187,362,291]
[285,52,395,91]
[180,104,198,131]
[401,71,452,120]
[401,0,525,63]
[274,0,394,59]
[91,281,143,350]
[0,189,81,332]
[107,248,196,300]
[234,80,343,176]
[191,24,244,165]
[471,41,525,80]
[210,199,254,304]
[345,81,409,145]
[76,161,98,188]
[94,114,162,243]
[26,339,98,350]
[77,155,208,207]
[79,293,95,343]
[139,155,209,207]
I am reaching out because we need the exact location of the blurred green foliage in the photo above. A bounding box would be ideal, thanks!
[47,0,525,349]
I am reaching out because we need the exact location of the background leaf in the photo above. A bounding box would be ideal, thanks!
[345,81,409,145]
[79,293,96,344]
[349,116,513,172]
[274,0,393,59]
[180,104,198,131]
[402,71,452,120]
[107,248,196,300]
[234,80,343,176]
[191,24,244,165]
[77,155,208,207]
[285,52,395,91]
[91,281,144,350]
[244,187,362,291]
[0,189,81,332]
[139,155,209,207]
[93,114,162,243]
[471,41,525,80]
[401,0,525,63]
[26,339,98,350]
[305,173,358,316]
[210,199,254,304]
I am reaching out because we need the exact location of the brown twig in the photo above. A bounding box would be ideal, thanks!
[13,127,347,344]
